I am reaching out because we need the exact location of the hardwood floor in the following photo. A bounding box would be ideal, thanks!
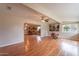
[0,43,25,56]
[0,35,79,56]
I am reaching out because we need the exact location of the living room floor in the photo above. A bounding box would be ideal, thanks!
[0,35,79,56]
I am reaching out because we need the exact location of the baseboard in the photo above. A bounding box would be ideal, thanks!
[0,40,24,47]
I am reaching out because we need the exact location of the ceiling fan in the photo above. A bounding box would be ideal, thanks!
[41,16,49,22]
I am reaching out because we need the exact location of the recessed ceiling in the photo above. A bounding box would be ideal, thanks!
[23,3,79,23]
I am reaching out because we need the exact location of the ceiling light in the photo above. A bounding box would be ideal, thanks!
[41,20,45,22]
[40,16,49,22]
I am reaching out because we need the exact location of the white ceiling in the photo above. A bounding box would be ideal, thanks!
[24,3,79,23]
[0,4,57,25]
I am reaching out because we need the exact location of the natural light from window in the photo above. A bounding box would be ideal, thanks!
[62,23,78,34]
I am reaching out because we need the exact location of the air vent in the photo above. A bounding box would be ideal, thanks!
[7,6,12,10]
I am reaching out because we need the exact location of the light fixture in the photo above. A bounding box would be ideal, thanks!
[41,16,49,22]
[41,20,46,22]
[25,24,28,26]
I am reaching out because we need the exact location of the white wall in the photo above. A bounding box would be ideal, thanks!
[0,4,51,47]
[41,22,49,37]
[0,16,25,47]
[0,4,42,47]
[78,23,79,33]
[0,19,3,42]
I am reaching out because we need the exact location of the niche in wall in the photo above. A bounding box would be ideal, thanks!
[49,23,60,31]
[24,23,41,35]
[49,23,60,39]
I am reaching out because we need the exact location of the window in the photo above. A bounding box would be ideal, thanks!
[62,24,78,33]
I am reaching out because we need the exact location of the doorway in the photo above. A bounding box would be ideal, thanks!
[24,23,41,51]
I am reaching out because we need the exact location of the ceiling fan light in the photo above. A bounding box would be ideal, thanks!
[41,20,45,22]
